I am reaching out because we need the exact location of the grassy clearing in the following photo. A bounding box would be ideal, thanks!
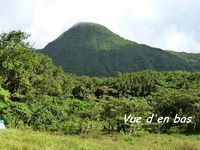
[0,129,200,150]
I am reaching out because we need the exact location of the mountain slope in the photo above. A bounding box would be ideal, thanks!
[167,51,200,71]
[41,22,198,76]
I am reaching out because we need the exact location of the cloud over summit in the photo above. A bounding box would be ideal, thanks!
[0,0,200,53]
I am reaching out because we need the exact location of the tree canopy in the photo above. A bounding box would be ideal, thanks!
[0,31,200,134]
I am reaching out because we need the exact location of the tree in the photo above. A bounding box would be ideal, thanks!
[0,31,74,101]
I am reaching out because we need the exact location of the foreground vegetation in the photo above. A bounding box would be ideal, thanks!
[0,129,200,150]
[0,30,200,149]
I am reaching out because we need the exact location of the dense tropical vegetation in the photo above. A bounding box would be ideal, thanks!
[41,22,200,76]
[0,30,200,137]
[168,50,200,71]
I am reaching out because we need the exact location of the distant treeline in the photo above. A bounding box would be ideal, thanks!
[0,31,200,134]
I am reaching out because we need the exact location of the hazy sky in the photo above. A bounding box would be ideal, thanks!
[0,0,200,53]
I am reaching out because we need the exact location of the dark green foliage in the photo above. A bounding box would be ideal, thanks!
[0,100,31,129]
[100,97,152,133]
[168,51,200,71]
[41,22,200,76]
[149,88,199,132]
[0,30,200,135]
[0,31,74,101]
[109,71,161,97]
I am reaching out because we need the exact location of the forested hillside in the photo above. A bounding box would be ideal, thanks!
[0,31,200,134]
[41,22,200,76]
[168,50,200,71]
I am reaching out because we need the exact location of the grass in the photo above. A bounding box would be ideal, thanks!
[0,129,200,150]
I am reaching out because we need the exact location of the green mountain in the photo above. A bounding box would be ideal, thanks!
[167,51,200,71]
[41,22,199,76]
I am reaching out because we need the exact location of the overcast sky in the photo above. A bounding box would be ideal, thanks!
[0,0,200,53]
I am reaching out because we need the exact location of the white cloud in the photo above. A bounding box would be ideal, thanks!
[0,0,200,53]
[162,25,200,53]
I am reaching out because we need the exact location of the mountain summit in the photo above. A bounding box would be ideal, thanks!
[45,22,133,51]
[41,22,198,76]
